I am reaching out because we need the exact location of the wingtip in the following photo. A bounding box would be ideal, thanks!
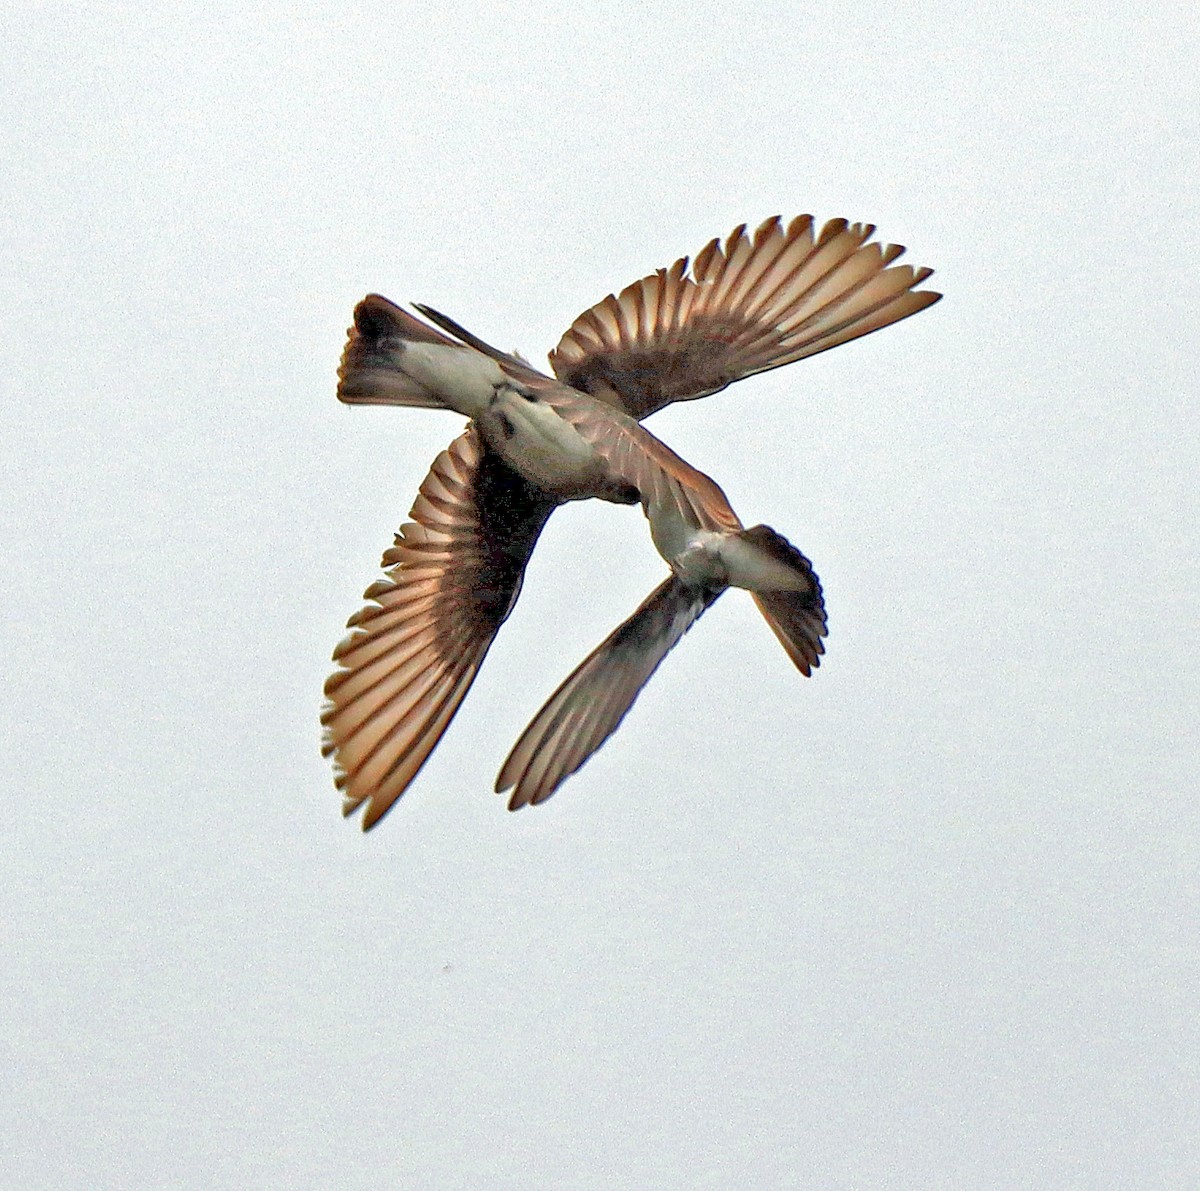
[498,771,534,811]
[340,783,393,830]
[495,757,548,810]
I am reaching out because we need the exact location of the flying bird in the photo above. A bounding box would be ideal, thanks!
[323,215,941,826]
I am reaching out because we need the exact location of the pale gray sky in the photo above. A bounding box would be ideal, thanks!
[3,2,1198,1187]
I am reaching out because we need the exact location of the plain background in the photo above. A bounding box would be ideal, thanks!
[3,2,1197,1187]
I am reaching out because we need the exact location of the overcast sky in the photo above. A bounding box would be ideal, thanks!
[3,2,1198,1187]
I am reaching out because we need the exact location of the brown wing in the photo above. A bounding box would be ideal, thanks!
[497,576,723,809]
[321,427,556,829]
[539,386,744,536]
[550,215,942,418]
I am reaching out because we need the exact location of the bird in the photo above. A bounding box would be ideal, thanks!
[322,215,941,826]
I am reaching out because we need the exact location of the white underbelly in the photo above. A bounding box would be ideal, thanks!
[670,529,811,592]
[481,392,608,497]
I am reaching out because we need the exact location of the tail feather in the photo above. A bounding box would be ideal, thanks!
[752,591,826,675]
[337,294,456,408]
[738,525,828,676]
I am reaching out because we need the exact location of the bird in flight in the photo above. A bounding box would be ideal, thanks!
[323,215,940,827]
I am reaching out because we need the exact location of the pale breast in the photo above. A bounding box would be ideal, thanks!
[479,389,613,500]
[399,341,508,418]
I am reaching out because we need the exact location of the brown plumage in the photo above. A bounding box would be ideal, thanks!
[550,215,939,418]
[323,429,555,827]
[324,215,939,826]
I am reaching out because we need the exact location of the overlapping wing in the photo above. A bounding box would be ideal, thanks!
[321,427,556,829]
[539,387,744,536]
[550,214,941,418]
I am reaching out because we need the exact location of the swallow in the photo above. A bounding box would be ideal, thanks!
[323,215,940,826]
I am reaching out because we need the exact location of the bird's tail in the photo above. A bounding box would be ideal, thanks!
[336,294,459,408]
[736,525,828,676]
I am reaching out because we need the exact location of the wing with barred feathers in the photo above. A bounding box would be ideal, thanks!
[321,427,556,829]
[497,522,828,808]
[497,576,723,809]
[550,214,941,419]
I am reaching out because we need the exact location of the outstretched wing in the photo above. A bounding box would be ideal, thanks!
[497,576,723,809]
[551,214,941,419]
[322,427,556,829]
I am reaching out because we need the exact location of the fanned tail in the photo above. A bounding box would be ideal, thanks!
[337,294,458,408]
[736,525,828,675]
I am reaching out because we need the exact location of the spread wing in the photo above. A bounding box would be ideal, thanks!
[497,576,723,808]
[550,214,941,418]
[321,427,556,829]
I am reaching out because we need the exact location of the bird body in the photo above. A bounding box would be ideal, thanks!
[341,293,815,599]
